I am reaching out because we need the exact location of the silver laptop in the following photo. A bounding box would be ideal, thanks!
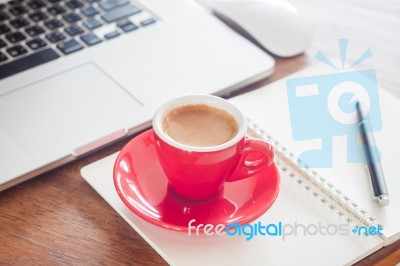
[0,0,274,191]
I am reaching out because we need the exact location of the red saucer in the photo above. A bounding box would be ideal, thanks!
[113,129,280,233]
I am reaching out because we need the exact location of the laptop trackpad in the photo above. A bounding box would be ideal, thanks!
[0,63,142,153]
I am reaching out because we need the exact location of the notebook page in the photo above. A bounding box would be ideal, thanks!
[229,65,400,245]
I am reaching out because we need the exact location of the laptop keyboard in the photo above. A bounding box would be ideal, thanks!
[0,0,156,79]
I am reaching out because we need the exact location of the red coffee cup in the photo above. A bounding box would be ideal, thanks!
[152,95,274,201]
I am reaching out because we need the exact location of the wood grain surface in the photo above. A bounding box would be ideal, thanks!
[1,0,399,265]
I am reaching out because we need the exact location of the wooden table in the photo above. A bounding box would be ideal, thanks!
[1,0,399,265]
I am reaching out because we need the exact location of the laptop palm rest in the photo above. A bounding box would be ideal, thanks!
[0,63,142,153]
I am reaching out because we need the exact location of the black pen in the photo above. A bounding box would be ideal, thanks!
[356,101,389,206]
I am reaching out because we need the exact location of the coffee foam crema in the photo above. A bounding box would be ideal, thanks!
[162,104,239,147]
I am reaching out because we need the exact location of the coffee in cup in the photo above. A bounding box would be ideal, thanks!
[162,104,239,147]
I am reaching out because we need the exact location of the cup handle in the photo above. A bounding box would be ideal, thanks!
[226,138,274,182]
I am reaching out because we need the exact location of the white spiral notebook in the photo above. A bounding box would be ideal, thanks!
[81,66,400,265]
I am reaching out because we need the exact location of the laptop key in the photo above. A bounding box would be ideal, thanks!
[0,12,8,22]
[46,31,65,43]
[44,19,64,30]
[101,5,141,23]
[66,0,83,9]
[81,6,98,17]
[26,38,47,50]
[99,0,129,11]
[80,32,101,46]
[0,48,59,79]
[65,24,83,36]
[9,5,28,16]
[83,17,102,29]
[63,13,81,23]
[8,0,24,5]
[0,24,11,34]
[0,51,7,62]
[7,44,28,57]
[10,18,30,29]
[140,18,156,27]
[0,38,6,48]
[28,0,46,9]
[48,6,65,16]
[117,19,137,32]
[25,25,45,36]
[29,11,47,22]
[104,30,119,39]
[57,39,83,54]
[5,31,26,43]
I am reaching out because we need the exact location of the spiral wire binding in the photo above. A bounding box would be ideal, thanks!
[247,119,382,232]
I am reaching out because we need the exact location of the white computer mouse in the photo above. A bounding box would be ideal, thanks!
[209,0,313,57]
